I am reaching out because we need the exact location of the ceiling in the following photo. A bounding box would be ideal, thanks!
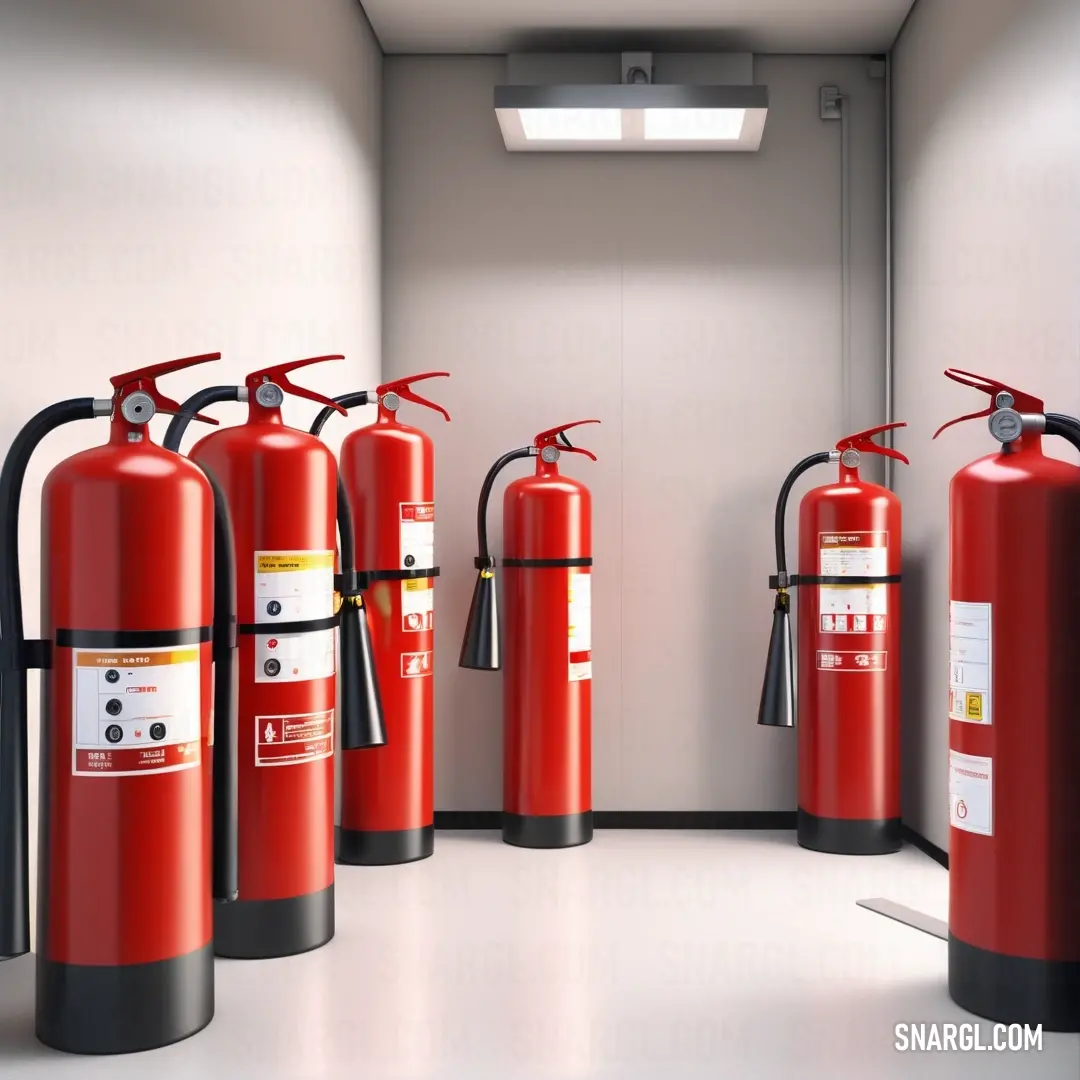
[360,0,917,56]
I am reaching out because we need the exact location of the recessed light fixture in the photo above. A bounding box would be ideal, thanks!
[495,83,769,152]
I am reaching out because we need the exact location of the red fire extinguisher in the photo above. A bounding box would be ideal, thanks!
[309,371,450,865]
[0,352,238,1055]
[164,355,386,959]
[933,369,1080,1032]
[758,421,908,855]
[459,420,599,849]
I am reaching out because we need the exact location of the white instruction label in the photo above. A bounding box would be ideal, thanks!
[818,531,889,634]
[255,709,334,768]
[72,647,202,776]
[400,503,435,570]
[254,550,335,624]
[568,570,592,682]
[401,577,434,632]
[949,750,993,836]
[949,601,992,725]
[256,629,335,684]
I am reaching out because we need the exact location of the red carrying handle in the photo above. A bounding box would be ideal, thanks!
[932,369,1045,439]
[110,351,222,423]
[533,419,601,461]
[836,421,910,465]
[376,371,451,422]
[246,354,348,415]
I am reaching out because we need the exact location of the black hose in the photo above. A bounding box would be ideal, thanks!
[204,471,239,905]
[1046,414,1080,455]
[0,398,98,961]
[162,386,242,452]
[774,452,832,575]
[336,476,355,573]
[309,391,370,438]
[475,448,534,566]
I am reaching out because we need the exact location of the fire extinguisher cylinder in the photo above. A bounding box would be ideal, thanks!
[171,354,384,959]
[461,420,600,849]
[934,368,1080,1032]
[320,372,450,867]
[1,351,240,1055]
[758,422,909,857]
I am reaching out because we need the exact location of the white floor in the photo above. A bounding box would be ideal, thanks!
[1,830,1077,1078]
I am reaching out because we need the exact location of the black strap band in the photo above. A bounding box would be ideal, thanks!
[354,566,440,586]
[769,573,901,589]
[55,626,212,649]
[503,557,593,569]
[0,638,53,672]
[237,614,339,636]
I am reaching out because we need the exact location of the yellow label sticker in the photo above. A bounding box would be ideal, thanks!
[256,552,335,574]
[965,692,983,721]
[77,648,199,668]
[403,578,433,592]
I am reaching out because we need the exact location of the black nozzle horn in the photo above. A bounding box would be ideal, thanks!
[459,570,500,670]
[757,592,795,728]
[339,598,387,749]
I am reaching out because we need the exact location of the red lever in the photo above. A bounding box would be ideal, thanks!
[835,421,910,465]
[246,355,347,415]
[534,419,601,461]
[376,371,451,422]
[109,351,222,423]
[932,369,1045,440]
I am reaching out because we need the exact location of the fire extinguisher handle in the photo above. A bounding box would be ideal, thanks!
[109,352,224,426]
[309,391,372,438]
[246,355,349,416]
[933,370,1046,439]
[376,372,451,422]
[836,421,910,465]
[534,419,600,456]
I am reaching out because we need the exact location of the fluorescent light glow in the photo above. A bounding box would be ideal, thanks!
[644,108,746,141]
[519,108,622,141]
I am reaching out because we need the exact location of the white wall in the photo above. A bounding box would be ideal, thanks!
[0,0,382,944]
[893,0,1080,849]
[383,55,887,811]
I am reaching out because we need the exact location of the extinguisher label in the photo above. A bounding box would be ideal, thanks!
[255,630,336,683]
[254,550,335,624]
[401,577,434,632]
[949,749,993,836]
[401,650,433,678]
[399,503,435,570]
[255,708,334,767]
[816,651,887,672]
[949,601,992,725]
[71,647,202,777]
[568,570,592,682]
[818,531,889,635]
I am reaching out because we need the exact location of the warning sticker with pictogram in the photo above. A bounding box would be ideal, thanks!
[816,651,887,672]
[72,647,202,776]
[254,550,335,624]
[568,569,592,682]
[400,503,435,570]
[255,630,335,684]
[949,749,992,836]
[401,650,433,679]
[818,532,889,634]
[401,577,434,632]
[255,709,334,767]
[949,601,992,725]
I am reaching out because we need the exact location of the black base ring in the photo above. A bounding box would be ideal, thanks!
[213,885,334,959]
[503,811,593,849]
[36,942,214,1055]
[336,824,434,865]
[796,808,902,855]
[949,933,1080,1032]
